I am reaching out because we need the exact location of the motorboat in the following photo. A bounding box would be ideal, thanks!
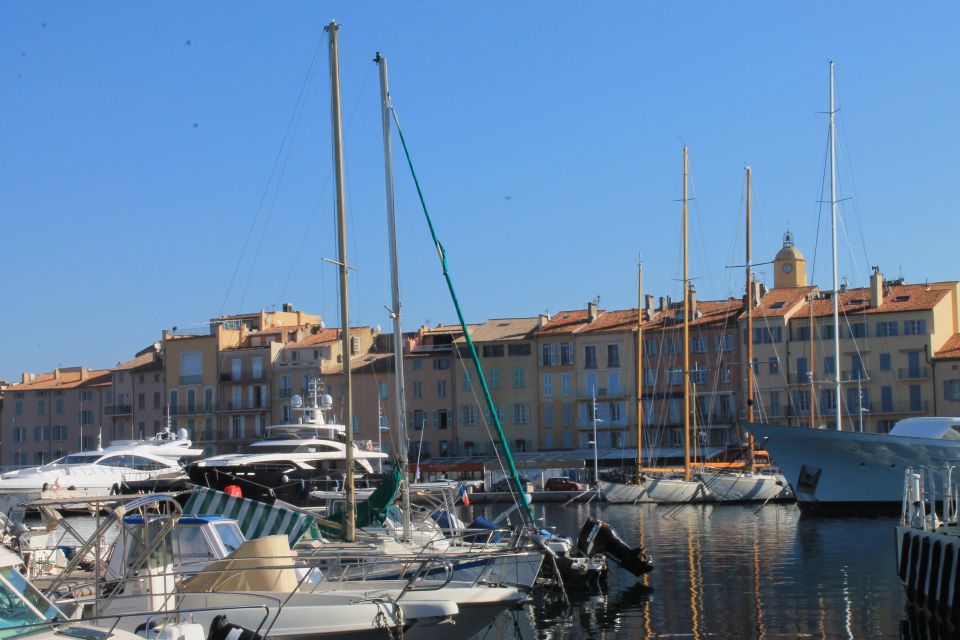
[0,427,200,506]
[748,417,960,510]
[187,393,386,506]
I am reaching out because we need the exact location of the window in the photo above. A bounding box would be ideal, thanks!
[351,336,361,354]
[560,342,574,365]
[290,350,301,362]
[715,335,733,353]
[461,405,477,426]
[850,355,866,380]
[252,357,263,380]
[205,388,214,413]
[796,357,809,382]
[769,357,780,374]
[720,366,731,384]
[818,390,834,411]
[80,409,93,426]
[610,401,624,424]
[561,372,572,396]
[540,344,554,367]
[946,380,960,402]
[513,404,529,424]
[543,374,553,397]
[644,339,659,356]
[846,323,867,339]
[608,371,620,394]
[80,390,92,403]
[752,327,783,344]
[607,344,620,368]
[352,416,360,433]
[437,380,447,398]
[154,392,161,409]
[909,385,923,411]
[489,368,500,389]
[433,359,450,370]
[137,393,145,410]
[667,368,683,386]
[435,410,449,430]
[562,403,573,427]
[412,382,423,399]
[14,400,21,416]
[230,415,245,440]
[379,382,388,399]
[514,367,526,388]
[482,344,504,358]
[769,391,781,417]
[668,398,680,423]
[280,375,292,398]
[544,433,554,449]
[33,426,49,442]
[282,404,291,422]
[463,370,473,391]
[796,326,811,342]
[876,321,899,337]
[543,404,554,427]
[690,366,708,385]
[584,346,598,369]
[55,398,63,415]
[187,388,197,413]
[412,359,422,371]
[38,399,45,416]
[905,320,927,336]
[643,369,657,387]
[181,352,203,384]
[690,337,707,354]
[585,372,598,395]
[231,358,242,381]
[879,353,891,372]
[508,343,531,356]
[671,428,683,446]
[881,386,894,411]
[54,425,68,441]
[823,356,836,374]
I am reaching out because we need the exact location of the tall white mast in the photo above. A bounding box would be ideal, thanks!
[375,52,412,542]
[325,20,356,541]
[829,61,841,431]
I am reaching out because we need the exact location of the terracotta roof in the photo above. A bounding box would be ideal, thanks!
[454,317,539,343]
[8,368,112,391]
[287,327,368,348]
[746,286,817,319]
[534,310,591,336]
[113,350,161,372]
[647,298,743,332]
[934,333,960,361]
[804,282,954,318]
[579,308,653,334]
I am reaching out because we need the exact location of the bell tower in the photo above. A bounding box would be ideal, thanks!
[773,231,807,288]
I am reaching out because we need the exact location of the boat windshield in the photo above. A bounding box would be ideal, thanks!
[0,566,59,638]
[213,522,245,555]
[52,454,102,466]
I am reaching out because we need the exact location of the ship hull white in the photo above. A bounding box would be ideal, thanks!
[702,472,793,503]
[600,477,709,504]
[747,422,960,508]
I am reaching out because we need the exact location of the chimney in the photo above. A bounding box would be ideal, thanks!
[538,313,550,328]
[80,367,89,382]
[587,301,599,322]
[282,302,293,313]
[870,266,883,309]
[688,286,697,318]
[666,295,673,309]
[658,296,666,312]
[54,368,61,381]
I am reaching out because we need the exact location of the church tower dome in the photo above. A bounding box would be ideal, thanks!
[773,231,807,288]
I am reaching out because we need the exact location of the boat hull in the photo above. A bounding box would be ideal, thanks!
[600,477,709,504]
[702,472,793,503]
[747,422,960,509]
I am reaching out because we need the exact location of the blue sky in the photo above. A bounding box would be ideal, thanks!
[1,3,957,380]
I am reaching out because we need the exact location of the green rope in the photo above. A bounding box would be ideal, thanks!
[390,106,537,529]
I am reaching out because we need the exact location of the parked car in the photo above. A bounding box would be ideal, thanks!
[491,476,533,492]
[544,477,585,491]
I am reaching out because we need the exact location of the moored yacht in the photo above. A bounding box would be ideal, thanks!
[187,392,387,505]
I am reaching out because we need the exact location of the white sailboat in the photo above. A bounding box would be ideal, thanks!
[601,146,708,504]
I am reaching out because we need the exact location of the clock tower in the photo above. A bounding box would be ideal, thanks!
[773,231,807,288]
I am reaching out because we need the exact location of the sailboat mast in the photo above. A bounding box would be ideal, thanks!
[829,60,841,431]
[683,145,691,482]
[326,20,355,541]
[375,52,412,542]
[809,296,816,428]
[636,260,643,480]
[745,166,755,470]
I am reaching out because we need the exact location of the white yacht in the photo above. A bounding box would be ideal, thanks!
[187,393,387,506]
[748,417,960,509]
[0,427,200,501]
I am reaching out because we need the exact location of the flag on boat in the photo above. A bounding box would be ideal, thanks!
[184,486,318,546]
[458,482,470,506]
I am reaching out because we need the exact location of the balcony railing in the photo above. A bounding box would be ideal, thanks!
[179,375,203,386]
[870,400,930,414]
[219,372,267,384]
[169,405,214,416]
[578,387,625,399]
[104,405,132,416]
[898,367,929,380]
[216,400,270,412]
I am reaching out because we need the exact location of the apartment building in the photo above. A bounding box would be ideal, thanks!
[163,331,219,452]
[452,318,540,455]
[534,309,585,450]
[0,367,111,466]
[107,344,166,441]
[401,325,463,460]
[934,333,960,416]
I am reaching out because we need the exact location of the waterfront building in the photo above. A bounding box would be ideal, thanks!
[453,317,540,455]
[642,293,744,454]
[0,367,111,466]
[107,344,165,442]
[402,325,463,461]
[933,333,960,416]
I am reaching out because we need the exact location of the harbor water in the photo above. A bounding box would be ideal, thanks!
[471,502,918,640]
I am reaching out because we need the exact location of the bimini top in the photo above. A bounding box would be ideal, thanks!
[890,417,960,440]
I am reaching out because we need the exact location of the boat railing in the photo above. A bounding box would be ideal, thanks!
[901,466,959,531]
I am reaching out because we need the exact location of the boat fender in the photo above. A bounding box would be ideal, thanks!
[206,615,264,640]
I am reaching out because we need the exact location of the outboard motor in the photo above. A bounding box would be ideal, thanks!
[206,615,264,640]
[576,517,653,577]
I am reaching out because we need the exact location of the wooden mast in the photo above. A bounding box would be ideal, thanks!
[636,260,644,481]
[809,295,816,428]
[325,20,355,541]
[745,166,755,472]
[683,146,692,482]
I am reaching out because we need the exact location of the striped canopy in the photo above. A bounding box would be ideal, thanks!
[183,487,320,546]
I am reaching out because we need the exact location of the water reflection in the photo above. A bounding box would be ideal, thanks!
[472,502,907,639]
